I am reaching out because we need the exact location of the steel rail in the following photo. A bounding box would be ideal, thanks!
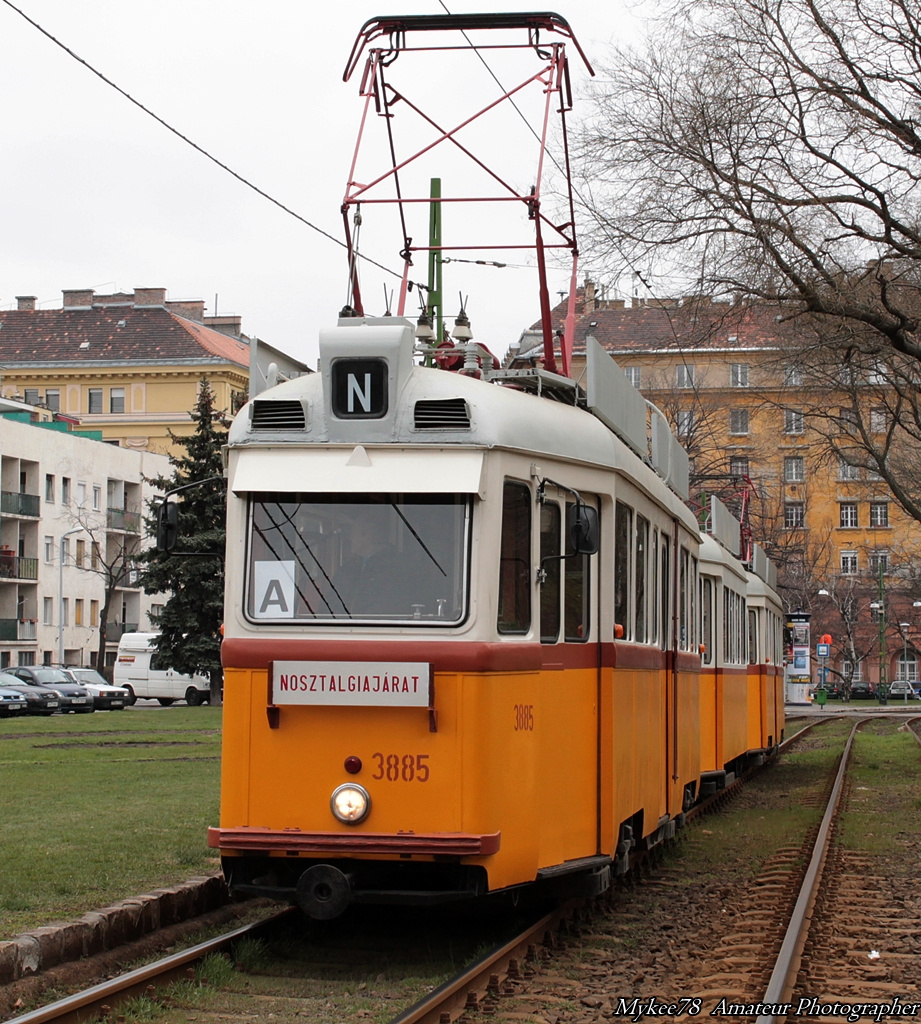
[755,719,862,1024]
[388,903,573,1024]
[6,908,294,1024]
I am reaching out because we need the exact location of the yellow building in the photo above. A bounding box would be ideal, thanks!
[510,281,921,692]
[0,288,250,455]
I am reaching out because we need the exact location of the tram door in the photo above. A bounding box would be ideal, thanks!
[538,488,601,855]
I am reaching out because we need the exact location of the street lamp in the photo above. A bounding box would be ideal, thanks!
[58,528,85,666]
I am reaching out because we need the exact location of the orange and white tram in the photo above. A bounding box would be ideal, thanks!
[206,320,785,918]
[200,11,784,919]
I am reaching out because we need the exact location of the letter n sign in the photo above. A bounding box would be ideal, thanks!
[331,359,388,419]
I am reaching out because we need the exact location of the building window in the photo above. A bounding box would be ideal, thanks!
[783,364,803,387]
[150,603,164,624]
[869,502,889,527]
[75,599,84,627]
[44,536,54,563]
[93,486,101,510]
[23,388,40,405]
[676,364,695,388]
[62,477,71,503]
[91,542,101,570]
[62,598,69,627]
[784,409,804,434]
[869,551,889,573]
[842,658,862,681]
[624,366,641,388]
[838,458,860,481]
[45,474,55,503]
[784,502,805,529]
[90,600,99,627]
[75,539,86,566]
[676,410,694,436]
[838,407,858,432]
[840,503,858,529]
[730,409,749,435]
[784,456,805,482]
[77,482,87,507]
[110,388,126,414]
[730,363,749,387]
[897,651,918,682]
[45,389,60,412]
[870,408,887,433]
[43,597,53,626]
[840,550,858,574]
[868,360,886,386]
[88,387,103,414]
[729,456,750,477]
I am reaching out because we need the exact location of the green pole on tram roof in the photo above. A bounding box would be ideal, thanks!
[427,178,443,365]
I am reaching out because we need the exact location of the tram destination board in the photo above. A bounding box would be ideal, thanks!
[270,660,431,706]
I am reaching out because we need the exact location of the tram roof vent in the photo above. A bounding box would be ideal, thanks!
[250,399,307,431]
[414,397,471,430]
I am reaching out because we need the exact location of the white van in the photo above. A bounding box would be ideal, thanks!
[114,633,211,706]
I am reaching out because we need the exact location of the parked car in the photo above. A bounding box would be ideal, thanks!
[0,681,29,717]
[888,681,920,699]
[848,683,874,699]
[9,667,95,713]
[0,671,61,716]
[59,667,129,711]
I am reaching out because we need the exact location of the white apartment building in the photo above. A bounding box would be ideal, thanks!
[0,403,170,671]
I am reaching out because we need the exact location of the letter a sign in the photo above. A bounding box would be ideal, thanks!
[331,358,388,419]
[253,561,296,619]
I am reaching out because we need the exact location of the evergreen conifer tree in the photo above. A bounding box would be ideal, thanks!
[137,378,227,705]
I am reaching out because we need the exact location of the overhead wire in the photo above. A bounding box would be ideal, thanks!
[0,0,401,283]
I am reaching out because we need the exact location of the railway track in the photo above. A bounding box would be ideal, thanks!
[5,716,918,1024]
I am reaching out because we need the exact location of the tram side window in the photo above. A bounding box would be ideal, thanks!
[614,501,632,639]
[498,481,531,634]
[660,543,670,649]
[540,502,561,642]
[564,502,591,642]
[701,577,714,664]
[635,514,649,643]
[748,609,758,664]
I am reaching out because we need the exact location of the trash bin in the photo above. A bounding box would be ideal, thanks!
[815,687,827,706]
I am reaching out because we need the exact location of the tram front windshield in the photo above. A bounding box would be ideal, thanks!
[246,493,470,624]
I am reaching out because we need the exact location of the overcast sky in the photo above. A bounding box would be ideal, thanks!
[0,1,641,370]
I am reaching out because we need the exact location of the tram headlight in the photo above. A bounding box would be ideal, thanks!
[330,783,371,824]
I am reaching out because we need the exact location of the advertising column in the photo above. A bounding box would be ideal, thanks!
[784,612,812,705]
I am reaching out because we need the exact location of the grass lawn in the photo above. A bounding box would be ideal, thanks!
[0,706,222,938]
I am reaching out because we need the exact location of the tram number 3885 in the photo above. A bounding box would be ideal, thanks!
[371,753,430,782]
[514,704,535,731]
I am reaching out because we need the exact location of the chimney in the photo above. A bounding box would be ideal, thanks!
[584,277,596,314]
[62,289,94,309]
[133,287,167,308]
[167,300,206,322]
[203,314,243,338]
[16,296,37,311]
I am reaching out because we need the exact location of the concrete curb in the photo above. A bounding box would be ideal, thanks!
[0,874,228,984]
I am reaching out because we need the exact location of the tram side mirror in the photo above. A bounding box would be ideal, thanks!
[568,504,599,555]
[156,500,179,553]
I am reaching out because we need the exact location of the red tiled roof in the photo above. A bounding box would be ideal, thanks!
[0,306,249,368]
[531,298,798,355]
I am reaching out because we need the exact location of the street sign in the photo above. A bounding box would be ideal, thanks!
[816,643,831,657]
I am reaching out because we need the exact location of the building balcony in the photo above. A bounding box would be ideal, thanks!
[105,622,139,642]
[106,509,141,532]
[0,619,37,641]
[0,491,40,517]
[0,556,39,581]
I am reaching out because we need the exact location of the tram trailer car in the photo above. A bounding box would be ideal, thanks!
[207,318,785,919]
[698,536,784,796]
